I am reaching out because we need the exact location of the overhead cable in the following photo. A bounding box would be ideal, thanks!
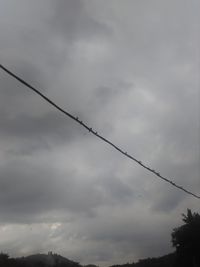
[0,63,199,200]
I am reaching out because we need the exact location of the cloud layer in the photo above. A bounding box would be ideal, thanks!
[0,0,199,266]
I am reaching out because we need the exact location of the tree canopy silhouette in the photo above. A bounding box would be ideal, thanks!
[171,209,200,267]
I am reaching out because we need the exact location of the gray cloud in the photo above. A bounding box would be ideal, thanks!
[0,0,199,265]
[0,110,81,153]
[51,0,112,41]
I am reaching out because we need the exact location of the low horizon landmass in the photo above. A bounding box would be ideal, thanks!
[0,251,176,267]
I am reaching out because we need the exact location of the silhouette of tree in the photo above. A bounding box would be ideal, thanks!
[171,209,200,267]
[0,253,13,267]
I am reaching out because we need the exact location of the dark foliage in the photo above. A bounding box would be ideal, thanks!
[171,209,200,267]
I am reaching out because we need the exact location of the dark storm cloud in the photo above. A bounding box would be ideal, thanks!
[51,0,112,41]
[0,157,104,223]
[0,151,139,224]
[0,60,87,154]
[95,176,135,204]
[0,161,56,222]
[0,110,81,148]
[0,0,199,265]
[94,83,133,105]
[0,62,47,113]
[59,207,174,265]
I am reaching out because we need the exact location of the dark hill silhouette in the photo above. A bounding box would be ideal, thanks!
[23,252,80,267]
[0,252,81,267]
[0,252,176,267]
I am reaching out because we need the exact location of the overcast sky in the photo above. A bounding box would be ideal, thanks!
[0,0,200,266]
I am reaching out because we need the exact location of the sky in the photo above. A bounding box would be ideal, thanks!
[0,0,199,266]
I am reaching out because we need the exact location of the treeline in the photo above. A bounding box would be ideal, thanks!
[111,253,176,267]
[1,209,199,267]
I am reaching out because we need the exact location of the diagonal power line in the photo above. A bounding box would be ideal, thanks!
[0,63,199,200]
